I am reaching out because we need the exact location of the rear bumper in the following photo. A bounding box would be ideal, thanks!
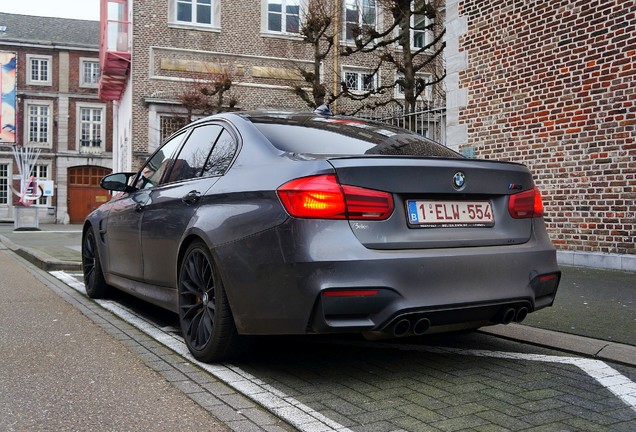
[312,270,560,337]
[214,219,560,336]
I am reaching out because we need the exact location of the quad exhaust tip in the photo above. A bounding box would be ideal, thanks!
[515,306,528,323]
[390,316,431,337]
[500,306,530,325]
[413,318,431,335]
[388,304,530,338]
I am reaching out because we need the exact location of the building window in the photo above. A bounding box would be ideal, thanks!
[80,59,100,87]
[33,164,51,206]
[26,103,51,145]
[0,163,8,205]
[344,68,377,93]
[173,0,219,27]
[411,1,430,50]
[266,0,301,34]
[27,55,52,86]
[395,73,432,100]
[344,0,376,42]
[160,115,189,143]
[78,105,105,153]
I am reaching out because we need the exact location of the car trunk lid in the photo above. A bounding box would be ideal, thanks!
[328,157,536,250]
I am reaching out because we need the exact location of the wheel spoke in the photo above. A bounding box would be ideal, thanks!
[180,279,200,297]
[184,257,199,286]
[85,267,94,286]
[190,309,205,346]
[181,298,203,321]
[196,312,210,347]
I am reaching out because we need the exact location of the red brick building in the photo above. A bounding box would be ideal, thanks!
[445,0,635,270]
[0,13,113,224]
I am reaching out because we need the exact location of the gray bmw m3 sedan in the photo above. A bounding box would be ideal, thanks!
[82,110,560,362]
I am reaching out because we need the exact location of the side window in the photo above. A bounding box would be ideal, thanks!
[203,129,238,177]
[165,124,223,183]
[136,133,186,189]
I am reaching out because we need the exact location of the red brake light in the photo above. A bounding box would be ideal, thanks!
[277,174,394,220]
[508,186,545,219]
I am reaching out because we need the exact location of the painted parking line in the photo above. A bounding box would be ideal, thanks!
[51,270,636,420]
[335,340,636,413]
[51,271,354,432]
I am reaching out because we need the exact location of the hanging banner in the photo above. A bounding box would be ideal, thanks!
[1,51,17,144]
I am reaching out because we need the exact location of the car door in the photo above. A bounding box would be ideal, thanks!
[140,123,238,288]
[105,132,185,281]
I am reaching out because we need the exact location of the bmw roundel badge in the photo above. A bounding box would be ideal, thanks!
[453,172,465,189]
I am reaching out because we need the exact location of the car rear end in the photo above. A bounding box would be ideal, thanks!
[219,113,560,337]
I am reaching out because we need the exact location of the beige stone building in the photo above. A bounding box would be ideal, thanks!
[99,0,445,171]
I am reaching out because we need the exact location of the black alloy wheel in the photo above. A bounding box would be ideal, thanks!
[82,226,110,298]
[178,240,241,362]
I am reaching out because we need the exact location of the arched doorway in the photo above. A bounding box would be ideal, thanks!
[68,166,112,223]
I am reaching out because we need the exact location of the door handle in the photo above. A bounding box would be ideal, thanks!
[182,190,201,206]
[135,203,145,213]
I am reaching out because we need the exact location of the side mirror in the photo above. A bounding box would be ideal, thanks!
[100,172,137,193]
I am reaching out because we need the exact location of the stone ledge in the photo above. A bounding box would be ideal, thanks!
[557,250,636,272]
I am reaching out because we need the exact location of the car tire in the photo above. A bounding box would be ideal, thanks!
[178,240,243,362]
[82,226,111,299]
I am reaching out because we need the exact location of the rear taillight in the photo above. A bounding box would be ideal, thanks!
[508,185,545,219]
[277,174,394,220]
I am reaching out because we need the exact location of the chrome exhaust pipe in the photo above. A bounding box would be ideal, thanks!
[514,307,528,323]
[392,319,411,337]
[412,318,431,336]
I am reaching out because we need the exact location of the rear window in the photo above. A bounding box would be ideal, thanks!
[248,114,461,158]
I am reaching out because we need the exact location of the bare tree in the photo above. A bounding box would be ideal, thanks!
[177,69,238,120]
[341,0,446,114]
[293,0,337,108]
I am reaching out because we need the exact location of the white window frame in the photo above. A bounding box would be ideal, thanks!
[343,0,378,43]
[26,54,52,86]
[410,1,431,51]
[0,161,10,207]
[262,0,303,37]
[80,58,100,88]
[32,163,52,207]
[395,73,432,100]
[76,103,106,154]
[24,100,53,147]
[342,67,378,94]
[169,0,220,30]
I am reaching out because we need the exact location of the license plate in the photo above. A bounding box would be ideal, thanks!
[407,200,494,227]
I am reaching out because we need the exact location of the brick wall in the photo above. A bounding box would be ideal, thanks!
[457,0,635,255]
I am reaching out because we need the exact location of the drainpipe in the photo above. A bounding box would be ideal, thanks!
[332,0,340,112]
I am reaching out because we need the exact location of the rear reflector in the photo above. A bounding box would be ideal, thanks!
[539,274,559,282]
[277,174,394,220]
[322,289,380,297]
[530,271,561,298]
[508,185,545,219]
